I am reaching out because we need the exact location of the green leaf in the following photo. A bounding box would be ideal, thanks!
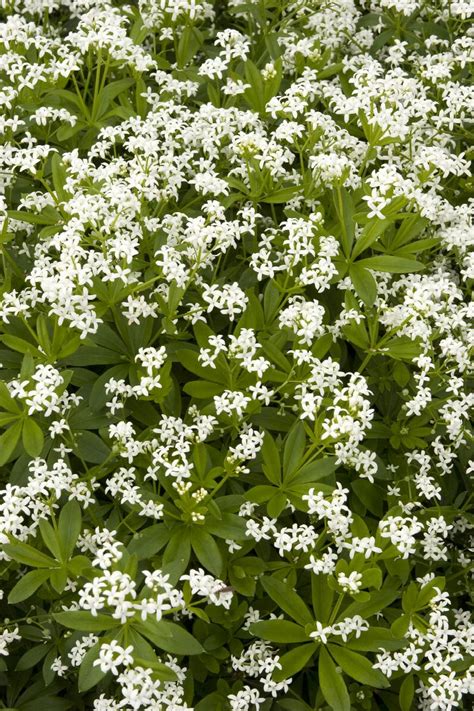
[136,619,204,656]
[46,87,86,114]
[243,60,265,114]
[251,407,295,432]
[352,479,383,517]
[183,380,223,398]
[58,500,82,560]
[0,381,21,413]
[95,78,134,120]
[67,555,91,577]
[249,619,308,643]
[334,188,354,257]
[287,457,336,485]
[50,567,68,593]
[74,430,110,463]
[262,186,299,203]
[1,334,41,355]
[391,214,428,250]
[283,422,306,478]
[349,264,377,307]
[328,644,389,688]
[357,255,424,273]
[402,582,419,613]
[126,628,178,681]
[8,569,51,604]
[7,209,60,225]
[361,567,383,590]
[312,574,334,623]
[263,280,281,323]
[50,153,68,202]
[162,529,191,583]
[38,520,62,561]
[176,25,203,68]
[267,492,288,518]
[42,646,58,687]
[175,349,227,383]
[127,524,170,559]
[261,339,292,372]
[205,513,248,540]
[340,585,399,620]
[383,336,422,361]
[399,674,415,711]
[416,576,445,609]
[342,321,370,350]
[134,656,179,681]
[352,218,391,259]
[78,642,107,692]
[347,627,405,652]
[53,611,120,632]
[261,576,313,625]
[0,420,23,466]
[272,643,315,681]
[395,237,439,255]
[16,643,52,671]
[261,431,281,485]
[192,529,223,577]
[319,646,350,711]
[65,345,123,366]
[3,541,56,568]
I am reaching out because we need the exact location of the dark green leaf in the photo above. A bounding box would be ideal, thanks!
[311,574,334,623]
[272,643,315,681]
[283,422,306,478]
[357,256,424,273]
[287,457,336,485]
[333,188,354,257]
[349,264,377,307]
[16,643,53,671]
[3,541,56,568]
[127,524,170,559]
[347,627,405,652]
[58,500,82,560]
[261,431,281,485]
[261,576,313,625]
[399,674,415,711]
[319,646,350,711]
[53,611,120,632]
[328,644,390,688]
[8,569,51,604]
[21,418,44,458]
[137,619,204,656]
[192,529,223,577]
[78,642,107,692]
[249,619,308,643]
[183,380,223,398]
[38,520,62,561]
[0,421,23,466]
[74,431,110,463]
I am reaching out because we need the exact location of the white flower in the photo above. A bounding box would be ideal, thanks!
[93,641,134,675]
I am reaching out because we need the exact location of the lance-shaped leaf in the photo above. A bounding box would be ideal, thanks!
[260,576,313,626]
[319,646,350,711]
[328,644,390,688]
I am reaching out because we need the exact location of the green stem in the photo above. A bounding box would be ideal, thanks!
[329,592,345,625]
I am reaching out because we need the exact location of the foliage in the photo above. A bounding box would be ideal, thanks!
[0,1,472,710]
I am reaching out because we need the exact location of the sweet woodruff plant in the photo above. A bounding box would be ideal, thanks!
[0,1,472,710]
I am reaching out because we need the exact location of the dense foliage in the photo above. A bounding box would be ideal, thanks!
[0,1,473,710]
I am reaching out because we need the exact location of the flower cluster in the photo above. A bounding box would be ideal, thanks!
[0,1,472,710]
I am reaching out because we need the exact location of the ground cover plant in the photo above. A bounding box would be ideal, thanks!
[0,0,473,709]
